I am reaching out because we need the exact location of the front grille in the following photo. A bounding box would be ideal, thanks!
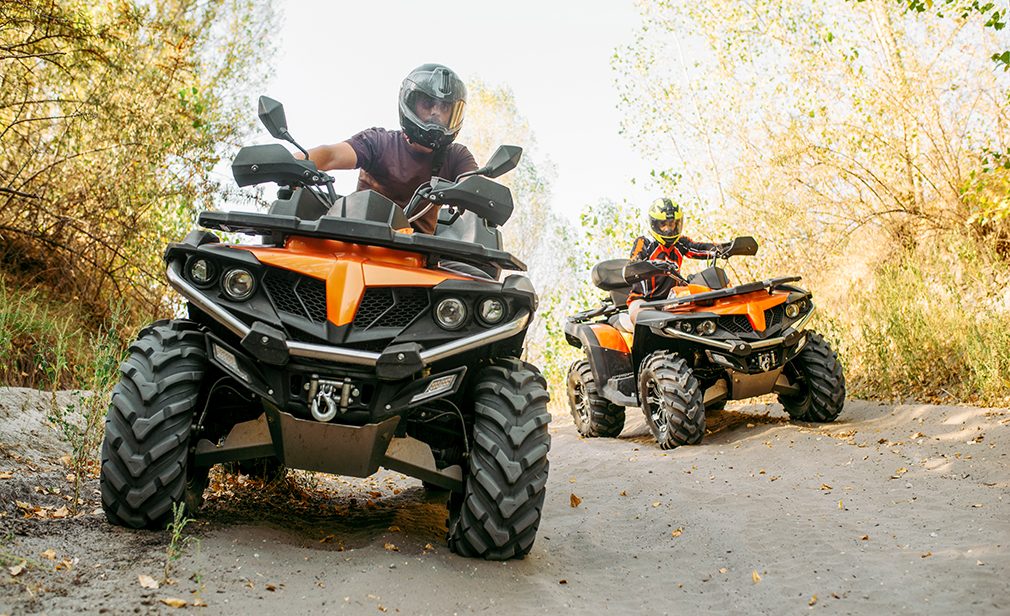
[718,314,753,334]
[263,268,328,323]
[717,305,786,334]
[353,288,429,329]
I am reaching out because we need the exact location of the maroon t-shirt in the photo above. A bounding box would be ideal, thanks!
[346,128,477,234]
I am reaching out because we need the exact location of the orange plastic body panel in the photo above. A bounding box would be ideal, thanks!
[588,323,630,354]
[236,237,467,326]
[668,287,789,332]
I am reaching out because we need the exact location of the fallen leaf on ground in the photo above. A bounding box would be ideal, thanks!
[752,570,762,584]
[51,506,69,519]
[0,472,12,480]
[570,493,582,508]
[9,563,25,576]
[40,549,56,561]
[423,543,434,551]
[160,597,188,608]
[861,535,870,541]
[971,503,983,508]
[192,597,207,607]
[619,490,627,496]
[921,551,932,558]
[910,432,926,439]
[383,543,399,552]
[891,467,908,479]
[387,525,401,532]
[671,528,683,538]
[718,567,728,574]
[55,559,74,571]
[138,575,160,589]
[652,501,661,508]
[265,583,276,592]
[559,579,568,584]
[838,499,844,510]
[809,595,818,606]
[820,483,832,490]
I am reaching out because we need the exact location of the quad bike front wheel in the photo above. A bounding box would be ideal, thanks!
[639,351,705,449]
[448,358,551,560]
[100,320,210,528]
[778,331,846,422]
[567,360,625,438]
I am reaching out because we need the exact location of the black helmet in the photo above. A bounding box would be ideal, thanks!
[648,198,684,246]
[398,63,467,151]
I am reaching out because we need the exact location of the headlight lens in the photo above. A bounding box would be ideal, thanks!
[679,321,694,333]
[434,297,467,330]
[478,297,506,325]
[188,258,215,286]
[697,320,717,336]
[222,268,255,301]
[785,303,801,318]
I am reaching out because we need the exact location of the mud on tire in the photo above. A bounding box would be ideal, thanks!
[778,331,845,422]
[448,358,551,560]
[567,360,625,438]
[639,351,705,449]
[100,320,208,529]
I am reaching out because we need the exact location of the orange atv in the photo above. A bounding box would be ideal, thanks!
[99,97,550,560]
[564,237,844,449]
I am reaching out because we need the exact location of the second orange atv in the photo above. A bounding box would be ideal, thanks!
[564,237,845,449]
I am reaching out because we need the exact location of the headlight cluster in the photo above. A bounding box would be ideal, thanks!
[433,296,508,330]
[186,257,256,302]
[672,319,717,336]
[784,299,809,319]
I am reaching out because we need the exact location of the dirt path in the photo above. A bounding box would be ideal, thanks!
[1,389,1007,614]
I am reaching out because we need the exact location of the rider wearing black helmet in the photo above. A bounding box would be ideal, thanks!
[628,198,730,303]
[301,63,477,234]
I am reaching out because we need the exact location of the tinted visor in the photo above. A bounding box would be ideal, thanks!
[652,216,683,238]
[403,87,465,132]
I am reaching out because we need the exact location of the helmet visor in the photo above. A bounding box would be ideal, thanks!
[402,83,465,133]
[652,216,683,239]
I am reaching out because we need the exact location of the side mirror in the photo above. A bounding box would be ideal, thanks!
[482,145,523,178]
[258,96,289,140]
[727,236,758,257]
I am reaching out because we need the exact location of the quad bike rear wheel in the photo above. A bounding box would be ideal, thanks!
[639,351,705,449]
[567,360,625,438]
[778,331,845,422]
[100,320,209,528]
[448,359,550,560]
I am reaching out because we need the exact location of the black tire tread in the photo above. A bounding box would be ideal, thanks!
[567,360,625,438]
[639,352,705,449]
[778,331,846,422]
[100,320,207,529]
[448,358,551,560]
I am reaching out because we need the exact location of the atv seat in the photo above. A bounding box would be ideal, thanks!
[608,312,634,334]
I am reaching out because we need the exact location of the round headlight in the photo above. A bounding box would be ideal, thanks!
[679,321,694,333]
[222,268,255,301]
[697,320,717,336]
[434,297,467,330]
[784,303,800,318]
[478,297,506,325]
[188,258,215,286]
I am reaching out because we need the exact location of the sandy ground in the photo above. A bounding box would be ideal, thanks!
[0,387,1007,615]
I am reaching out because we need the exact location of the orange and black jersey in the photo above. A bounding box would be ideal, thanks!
[627,235,718,301]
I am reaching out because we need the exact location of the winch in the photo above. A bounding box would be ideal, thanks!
[308,377,358,422]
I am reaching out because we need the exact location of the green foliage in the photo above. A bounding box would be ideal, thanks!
[164,502,197,582]
[852,235,1010,404]
[538,200,641,401]
[0,0,278,323]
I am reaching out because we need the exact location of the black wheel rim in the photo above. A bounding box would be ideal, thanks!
[573,380,590,425]
[644,377,668,440]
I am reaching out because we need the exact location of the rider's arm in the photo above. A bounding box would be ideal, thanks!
[678,236,719,259]
[299,142,357,171]
[629,236,650,261]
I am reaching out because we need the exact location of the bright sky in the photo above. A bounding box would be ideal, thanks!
[259,0,653,221]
